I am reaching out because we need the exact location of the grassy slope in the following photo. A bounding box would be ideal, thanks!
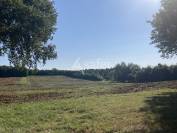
[0,76,176,133]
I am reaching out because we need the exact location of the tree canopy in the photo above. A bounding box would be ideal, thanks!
[1,62,177,83]
[151,0,177,58]
[0,0,57,68]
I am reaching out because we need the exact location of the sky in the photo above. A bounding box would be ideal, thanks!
[0,0,177,70]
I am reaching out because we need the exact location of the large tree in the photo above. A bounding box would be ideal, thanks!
[0,0,57,68]
[151,0,177,58]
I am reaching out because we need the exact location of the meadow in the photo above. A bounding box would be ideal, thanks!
[0,76,177,133]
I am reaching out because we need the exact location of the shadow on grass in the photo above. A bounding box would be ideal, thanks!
[141,91,177,133]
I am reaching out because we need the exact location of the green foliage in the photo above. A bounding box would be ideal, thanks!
[1,62,177,82]
[0,0,57,68]
[114,63,140,82]
[151,0,177,58]
[29,63,177,83]
[0,65,27,77]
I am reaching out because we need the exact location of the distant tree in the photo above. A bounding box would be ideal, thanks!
[127,63,141,82]
[114,62,131,82]
[0,0,57,68]
[150,0,177,58]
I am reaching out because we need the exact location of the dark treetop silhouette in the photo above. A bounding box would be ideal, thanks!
[1,63,177,83]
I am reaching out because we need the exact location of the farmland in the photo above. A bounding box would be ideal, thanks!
[0,76,177,133]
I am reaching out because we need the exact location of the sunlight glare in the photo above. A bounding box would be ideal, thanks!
[150,0,160,3]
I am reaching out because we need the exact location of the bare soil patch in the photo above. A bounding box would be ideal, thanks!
[1,81,177,104]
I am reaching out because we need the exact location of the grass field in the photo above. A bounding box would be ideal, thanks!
[0,76,177,133]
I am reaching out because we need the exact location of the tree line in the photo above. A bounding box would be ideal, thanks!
[1,63,177,83]
[0,66,27,77]
[82,63,177,82]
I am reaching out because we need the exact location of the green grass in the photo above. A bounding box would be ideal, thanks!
[0,89,176,133]
[0,76,134,98]
[0,76,176,133]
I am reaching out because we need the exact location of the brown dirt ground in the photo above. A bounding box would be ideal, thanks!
[0,80,177,104]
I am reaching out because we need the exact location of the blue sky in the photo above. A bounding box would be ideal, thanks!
[0,0,176,70]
